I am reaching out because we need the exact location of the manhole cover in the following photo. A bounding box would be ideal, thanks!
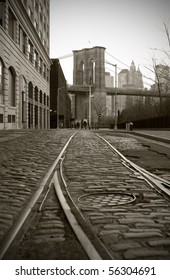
[78,192,136,207]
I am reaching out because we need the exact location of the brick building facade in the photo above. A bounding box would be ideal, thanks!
[0,0,51,129]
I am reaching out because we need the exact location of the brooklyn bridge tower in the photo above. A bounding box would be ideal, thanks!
[72,46,106,122]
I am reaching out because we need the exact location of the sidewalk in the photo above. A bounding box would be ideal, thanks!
[100,128,170,144]
[132,130,170,144]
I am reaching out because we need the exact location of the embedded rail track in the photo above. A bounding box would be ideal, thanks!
[1,130,170,260]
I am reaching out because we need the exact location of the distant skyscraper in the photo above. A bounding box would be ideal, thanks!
[118,69,129,88]
[118,61,143,90]
[118,61,144,110]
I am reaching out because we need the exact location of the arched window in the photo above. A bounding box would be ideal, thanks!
[28,81,33,99]
[89,59,95,85]
[8,67,15,106]
[80,61,85,85]
[35,86,38,101]
[91,59,95,84]
[44,93,46,105]
[0,59,4,104]
[20,75,27,123]
[40,90,42,103]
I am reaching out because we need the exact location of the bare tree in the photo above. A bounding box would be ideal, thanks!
[163,18,170,49]
[92,93,106,123]
[145,18,170,115]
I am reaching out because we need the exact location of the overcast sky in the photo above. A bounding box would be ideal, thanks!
[50,0,170,88]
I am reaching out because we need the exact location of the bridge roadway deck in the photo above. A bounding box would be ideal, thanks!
[68,85,170,98]
[0,129,170,259]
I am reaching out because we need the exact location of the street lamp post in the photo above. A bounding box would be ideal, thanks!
[114,64,117,130]
[89,84,92,128]
[88,59,95,128]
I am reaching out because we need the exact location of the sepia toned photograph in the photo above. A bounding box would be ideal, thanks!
[0,0,170,264]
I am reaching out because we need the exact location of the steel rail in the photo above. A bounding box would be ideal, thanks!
[0,132,76,259]
[53,171,102,260]
[97,133,170,198]
[58,157,114,260]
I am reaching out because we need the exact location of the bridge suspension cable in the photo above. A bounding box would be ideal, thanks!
[57,53,73,60]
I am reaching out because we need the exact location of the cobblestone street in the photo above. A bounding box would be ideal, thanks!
[1,129,170,259]
[0,130,74,245]
[63,131,170,259]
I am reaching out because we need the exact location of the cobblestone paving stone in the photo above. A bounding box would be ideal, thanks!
[0,130,74,244]
[63,131,170,260]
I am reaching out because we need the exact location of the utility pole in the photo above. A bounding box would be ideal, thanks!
[105,61,118,130]
[57,87,60,129]
[88,59,95,128]
[89,84,92,127]
[114,64,117,130]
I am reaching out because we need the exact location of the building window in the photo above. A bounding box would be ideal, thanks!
[35,105,38,128]
[47,68,49,82]
[34,50,38,69]
[35,86,38,101]
[12,115,15,123]
[0,59,4,104]
[8,67,15,107]
[0,0,5,27]
[34,20,38,30]
[28,7,33,20]
[43,63,46,78]
[8,115,12,123]
[44,93,46,105]
[28,40,33,62]
[8,8,17,42]
[7,114,15,123]
[19,26,27,54]
[40,90,42,103]
[0,114,3,123]
[44,23,46,32]
[28,81,33,99]
[39,30,42,40]
[39,57,42,74]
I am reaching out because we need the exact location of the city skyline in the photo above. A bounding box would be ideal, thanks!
[50,0,170,89]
